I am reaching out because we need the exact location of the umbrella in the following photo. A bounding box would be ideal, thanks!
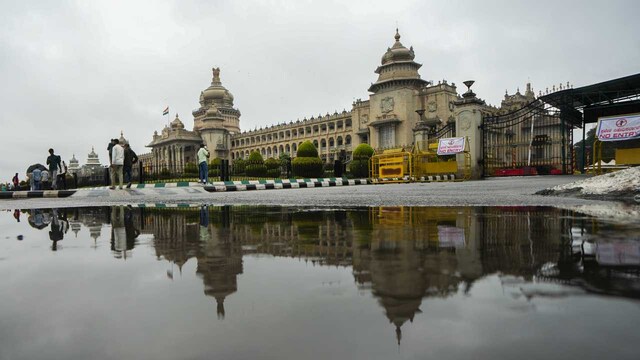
[28,214,48,229]
[26,163,47,174]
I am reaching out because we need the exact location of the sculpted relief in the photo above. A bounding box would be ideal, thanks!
[380,97,394,113]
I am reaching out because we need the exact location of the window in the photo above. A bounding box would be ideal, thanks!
[379,124,395,148]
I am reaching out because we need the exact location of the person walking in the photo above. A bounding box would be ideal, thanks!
[46,148,62,190]
[107,138,116,186]
[58,161,68,190]
[12,173,19,191]
[110,139,125,190]
[197,143,210,184]
[123,142,138,188]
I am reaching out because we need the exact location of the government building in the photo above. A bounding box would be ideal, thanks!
[144,29,552,178]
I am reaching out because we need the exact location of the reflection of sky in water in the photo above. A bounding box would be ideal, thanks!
[1,206,639,360]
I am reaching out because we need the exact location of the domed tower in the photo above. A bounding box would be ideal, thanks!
[170,113,185,130]
[86,147,101,166]
[367,30,429,150]
[68,154,80,174]
[192,67,241,159]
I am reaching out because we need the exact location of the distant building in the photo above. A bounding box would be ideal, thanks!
[78,147,105,183]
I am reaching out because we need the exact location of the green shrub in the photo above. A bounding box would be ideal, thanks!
[265,158,281,178]
[209,157,222,168]
[184,162,198,175]
[296,141,318,158]
[248,151,264,163]
[246,163,267,177]
[349,159,370,178]
[233,158,246,175]
[292,157,324,178]
[349,144,374,178]
[352,143,374,159]
[245,151,266,177]
[160,168,171,180]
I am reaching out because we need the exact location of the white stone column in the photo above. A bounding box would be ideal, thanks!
[455,99,484,179]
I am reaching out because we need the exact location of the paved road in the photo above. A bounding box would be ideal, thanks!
[0,175,619,210]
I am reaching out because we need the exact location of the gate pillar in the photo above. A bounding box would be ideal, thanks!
[454,81,485,179]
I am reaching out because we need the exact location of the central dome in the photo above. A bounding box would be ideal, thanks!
[202,67,234,107]
[381,29,415,65]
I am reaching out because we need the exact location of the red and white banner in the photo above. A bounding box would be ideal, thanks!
[437,137,465,155]
[596,113,640,141]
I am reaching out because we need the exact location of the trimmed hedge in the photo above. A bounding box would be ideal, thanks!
[350,143,375,177]
[352,143,374,159]
[246,151,266,177]
[246,164,267,177]
[349,159,370,178]
[265,158,281,178]
[296,141,318,158]
[292,157,324,178]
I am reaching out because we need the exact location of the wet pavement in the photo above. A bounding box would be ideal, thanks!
[1,205,639,360]
[0,175,617,209]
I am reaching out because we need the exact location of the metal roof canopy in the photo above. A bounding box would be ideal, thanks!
[539,73,640,126]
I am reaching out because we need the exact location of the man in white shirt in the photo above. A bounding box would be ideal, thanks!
[197,143,210,184]
[110,139,125,190]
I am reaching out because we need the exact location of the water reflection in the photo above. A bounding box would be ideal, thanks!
[12,205,640,344]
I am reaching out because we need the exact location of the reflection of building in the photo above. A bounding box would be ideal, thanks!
[145,209,243,318]
[60,206,640,343]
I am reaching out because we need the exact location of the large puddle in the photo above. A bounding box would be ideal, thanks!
[2,206,640,360]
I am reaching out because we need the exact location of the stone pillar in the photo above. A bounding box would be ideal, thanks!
[454,82,485,179]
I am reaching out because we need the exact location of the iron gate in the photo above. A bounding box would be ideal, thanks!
[481,100,574,177]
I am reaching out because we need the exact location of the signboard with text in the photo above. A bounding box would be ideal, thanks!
[596,113,640,141]
[437,137,465,155]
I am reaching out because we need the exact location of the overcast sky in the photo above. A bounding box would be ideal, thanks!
[1,0,638,178]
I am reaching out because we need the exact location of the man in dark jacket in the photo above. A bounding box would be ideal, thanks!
[123,142,138,188]
[46,148,62,190]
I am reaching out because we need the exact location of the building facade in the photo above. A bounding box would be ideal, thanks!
[145,30,564,178]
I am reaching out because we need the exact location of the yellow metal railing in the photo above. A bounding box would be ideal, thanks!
[370,138,471,183]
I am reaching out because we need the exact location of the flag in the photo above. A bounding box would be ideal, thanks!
[162,106,169,116]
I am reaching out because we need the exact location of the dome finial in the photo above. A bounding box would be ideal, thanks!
[395,28,400,42]
[212,67,221,84]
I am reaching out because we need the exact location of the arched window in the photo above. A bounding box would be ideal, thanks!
[329,137,335,147]
[337,136,343,146]
[346,135,352,145]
